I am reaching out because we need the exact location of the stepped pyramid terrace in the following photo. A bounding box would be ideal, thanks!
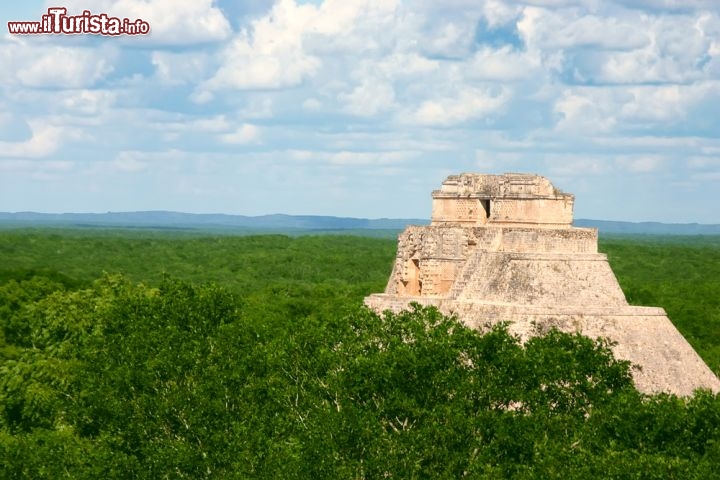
[365,173,720,396]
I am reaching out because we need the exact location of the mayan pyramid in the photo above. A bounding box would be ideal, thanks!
[365,173,720,396]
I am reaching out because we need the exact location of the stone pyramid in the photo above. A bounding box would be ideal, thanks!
[365,173,720,396]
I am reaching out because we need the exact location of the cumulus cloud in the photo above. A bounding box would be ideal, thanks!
[615,155,665,173]
[619,85,702,121]
[113,151,149,173]
[364,53,440,80]
[110,149,224,175]
[410,87,511,126]
[553,89,620,134]
[200,0,403,93]
[551,80,719,134]
[152,51,214,86]
[302,98,322,111]
[0,39,116,89]
[60,90,117,115]
[49,0,232,45]
[0,159,73,174]
[339,79,396,117]
[0,121,71,158]
[219,124,260,145]
[482,0,523,27]
[467,46,542,81]
[287,149,417,166]
[546,157,612,177]
[240,97,274,119]
[154,115,232,135]
[616,0,720,11]
[590,15,716,84]
[200,1,320,91]
[475,149,523,170]
[517,7,650,51]
[421,20,477,58]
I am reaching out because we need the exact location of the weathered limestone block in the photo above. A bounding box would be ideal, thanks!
[365,172,720,396]
[431,173,574,227]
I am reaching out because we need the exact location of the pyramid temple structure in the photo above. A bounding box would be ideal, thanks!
[364,173,720,396]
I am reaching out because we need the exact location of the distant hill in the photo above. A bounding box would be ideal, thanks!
[574,219,720,236]
[0,212,718,236]
[0,211,429,232]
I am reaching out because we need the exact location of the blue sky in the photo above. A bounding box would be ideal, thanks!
[1,0,719,222]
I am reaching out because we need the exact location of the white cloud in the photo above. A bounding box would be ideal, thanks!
[592,15,715,84]
[551,81,718,134]
[0,159,75,174]
[554,90,619,134]
[240,97,274,119]
[687,156,720,169]
[287,149,417,166]
[113,151,148,173]
[614,82,718,127]
[467,46,542,81]
[0,39,115,88]
[421,20,476,58]
[411,87,510,126]
[372,53,439,79]
[515,7,719,85]
[219,124,260,145]
[110,148,212,174]
[60,90,117,115]
[148,115,231,136]
[302,98,322,111]
[475,149,523,170]
[152,51,213,86]
[201,0,403,93]
[303,0,403,54]
[619,85,693,121]
[482,0,523,28]
[339,79,396,117]
[689,171,720,182]
[326,150,415,166]
[546,157,612,177]
[616,0,720,11]
[190,90,214,104]
[201,0,321,91]
[0,121,69,158]
[191,116,232,134]
[51,0,232,46]
[615,155,665,173]
[517,7,650,51]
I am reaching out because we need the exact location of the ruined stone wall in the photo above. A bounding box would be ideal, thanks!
[431,198,489,225]
[384,226,600,298]
[455,253,628,307]
[434,172,564,198]
[495,228,596,254]
[387,226,471,297]
[430,173,574,227]
[490,198,573,226]
[431,197,573,227]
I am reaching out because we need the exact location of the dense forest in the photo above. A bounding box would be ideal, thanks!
[1,229,720,478]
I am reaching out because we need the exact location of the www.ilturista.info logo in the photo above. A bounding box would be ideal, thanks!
[8,7,150,36]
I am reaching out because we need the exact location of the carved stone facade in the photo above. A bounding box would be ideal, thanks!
[365,173,720,396]
[431,173,574,227]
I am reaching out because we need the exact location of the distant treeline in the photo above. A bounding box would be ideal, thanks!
[2,211,720,235]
